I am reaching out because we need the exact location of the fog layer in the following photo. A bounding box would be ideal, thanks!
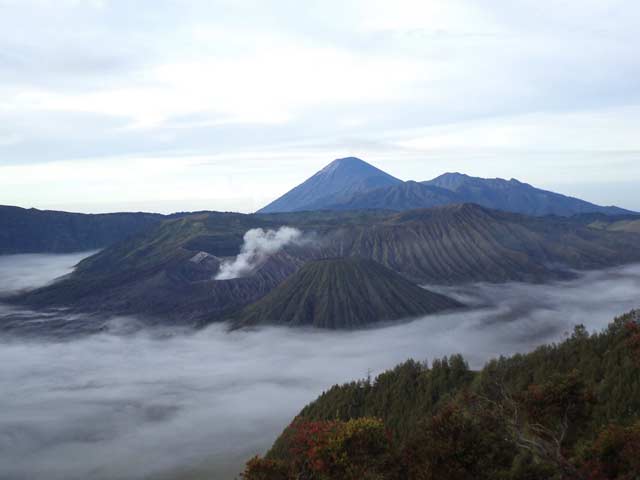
[0,254,639,479]
[0,251,94,296]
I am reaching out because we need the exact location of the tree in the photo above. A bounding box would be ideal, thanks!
[241,456,289,480]
[625,315,640,366]
[286,418,398,480]
[248,312,640,480]
[581,421,640,480]
[403,399,515,480]
[484,371,591,480]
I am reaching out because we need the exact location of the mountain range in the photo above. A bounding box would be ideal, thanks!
[4,156,640,334]
[12,204,640,333]
[0,205,176,254]
[258,157,633,216]
[1,157,634,256]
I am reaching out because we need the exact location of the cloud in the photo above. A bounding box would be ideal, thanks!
[1,0,640,212]
[215,227,304,280]
[1,253,640,478]
[357,0,496,33]
[8,42,428,130]
[0,251,92,297]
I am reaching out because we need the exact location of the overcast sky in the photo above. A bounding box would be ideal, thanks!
[1,0,639,213]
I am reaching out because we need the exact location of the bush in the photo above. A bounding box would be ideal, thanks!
[582,422,640,479]
[240,456,288,480]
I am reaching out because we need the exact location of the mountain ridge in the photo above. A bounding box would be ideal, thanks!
[325,180,460,211]
[0,205,169,254]
[423,172,631,216]
[11,204,640,333]
[257,158,635,217]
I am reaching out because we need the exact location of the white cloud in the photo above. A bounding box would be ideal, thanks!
[358,0,499,33]
[10,41,430,129]
[396,106,640,151]
[0,133,22,146]
[0,0,639,212]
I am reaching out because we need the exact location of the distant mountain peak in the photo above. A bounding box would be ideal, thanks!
[430,172,471,181]
[321,156,366,170]
[316,157,387,177]
[257,157,401,213]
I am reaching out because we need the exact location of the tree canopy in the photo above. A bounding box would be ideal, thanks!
[242,311,640,479]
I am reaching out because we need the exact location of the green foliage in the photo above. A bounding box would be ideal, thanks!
[270,355,473,458]
[518,370,592,442]
[244,418,397,480]
[477,316,640,430]
[241,457,289,480]
[626,319,640,365]
[404,400,516,480]
[581,421,640,479]
[256,311,640,479]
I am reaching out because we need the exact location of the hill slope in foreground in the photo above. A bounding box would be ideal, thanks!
[241,311,640,479]
[230,258,461,329]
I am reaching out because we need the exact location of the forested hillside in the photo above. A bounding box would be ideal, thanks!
[243,311,640,479]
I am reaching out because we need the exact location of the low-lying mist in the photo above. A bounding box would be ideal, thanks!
[1,253,639,479]
[0,251,94,296]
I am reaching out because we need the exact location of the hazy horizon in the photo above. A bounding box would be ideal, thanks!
[1,0,639,214]
[3,156,640,215]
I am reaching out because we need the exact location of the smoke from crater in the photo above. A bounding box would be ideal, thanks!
[215,226,304,280]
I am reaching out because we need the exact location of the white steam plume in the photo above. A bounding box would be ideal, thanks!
[215,226,303,280]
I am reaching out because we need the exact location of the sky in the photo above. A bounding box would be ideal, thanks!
[1,0,639,213]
